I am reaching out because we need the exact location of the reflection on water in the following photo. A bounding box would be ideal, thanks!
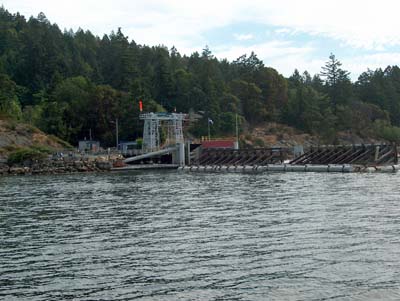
[1,171,400,300]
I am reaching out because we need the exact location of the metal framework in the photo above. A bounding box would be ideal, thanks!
[140,112,187,152]
[193,148,288,166]
[289,144,398,166]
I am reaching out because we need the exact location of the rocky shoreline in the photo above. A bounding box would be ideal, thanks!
[0,157,114,176]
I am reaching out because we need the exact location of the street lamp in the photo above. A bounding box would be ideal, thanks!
[115,118,119,149]
[110,118,119,150]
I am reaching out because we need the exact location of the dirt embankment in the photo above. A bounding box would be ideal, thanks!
[242,123,383,148]
[0,119,70,159]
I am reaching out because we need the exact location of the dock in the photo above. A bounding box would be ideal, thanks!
[110,111,399,173]
[111,164,179,171]
[111,143,399,173]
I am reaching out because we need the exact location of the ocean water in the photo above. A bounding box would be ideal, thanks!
[1,171,400,300]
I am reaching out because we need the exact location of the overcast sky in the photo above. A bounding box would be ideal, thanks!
[2,0,400,80]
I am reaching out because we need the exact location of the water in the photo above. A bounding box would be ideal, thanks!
[1,171,400,300]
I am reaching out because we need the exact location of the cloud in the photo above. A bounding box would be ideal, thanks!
[248,0,400,50]
[3,0,400,78]
[343,53,400,79]
[270,52,400,80]
[274,28,295,35]
[215,40,313,59]
[5,0,400,50]
[234,33,254,41]
[213,40,316,75]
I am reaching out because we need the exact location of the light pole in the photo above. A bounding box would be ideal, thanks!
[207,118,213,140]
[208,120,210,140]
[235,113,239,150]
[111,118,119,150]
[115,118,119,150]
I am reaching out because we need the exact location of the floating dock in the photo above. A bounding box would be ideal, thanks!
[112,143,399,173]
[180,163,399,173]
[111,164,179,171]
[184,144,399,173]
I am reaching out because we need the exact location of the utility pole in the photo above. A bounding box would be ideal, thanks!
[116,118,119,150]
[208,120,210,140]
[235,113,239,150]
[235,113,238,141]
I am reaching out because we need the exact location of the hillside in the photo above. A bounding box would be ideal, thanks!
[1,7,400,147]
[0,119,71,160]
[242,122,384,148]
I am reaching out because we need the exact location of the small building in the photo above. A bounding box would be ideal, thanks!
[78,140,100,152]
[119,141,141,156]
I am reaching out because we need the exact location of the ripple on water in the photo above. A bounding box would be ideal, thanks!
[1,171,400,300]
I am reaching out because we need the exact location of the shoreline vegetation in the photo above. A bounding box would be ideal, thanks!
[1,6,400,161]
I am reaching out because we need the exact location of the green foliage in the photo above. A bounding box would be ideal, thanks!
[373,120,400,142]
[0,74,22,119]
[356,66,400,126]
[230,80,266,123]
[7,146,51,165]
[35,101,67,138]
[135,138,143,147]
[217,112,241,135]
[254,138,265,147]
[22,105,43,125]
[30,144,53,154]
[2,6,400,146]
[320,53,352,115]
[283,75,337,143]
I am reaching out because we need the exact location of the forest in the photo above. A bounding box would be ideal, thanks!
[1,6,400,147]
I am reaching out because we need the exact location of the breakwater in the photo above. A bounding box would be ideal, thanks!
[0,157,113,176]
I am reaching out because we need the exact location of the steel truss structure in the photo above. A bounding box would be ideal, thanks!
[140,112,187,152]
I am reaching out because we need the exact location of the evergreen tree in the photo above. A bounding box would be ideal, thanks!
[2,5,400,147]
[0,74,22,118]
[320,53,352,115]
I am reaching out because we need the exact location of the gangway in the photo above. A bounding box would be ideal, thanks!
[123,146,178,164]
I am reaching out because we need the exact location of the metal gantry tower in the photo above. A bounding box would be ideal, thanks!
[141,113,160,152]
[140,112,187,152]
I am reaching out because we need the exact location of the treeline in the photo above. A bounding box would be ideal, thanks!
[1,7,400,146]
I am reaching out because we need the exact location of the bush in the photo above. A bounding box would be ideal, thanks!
[30,145,53,154]
[373,120,400,142]
[135,138,143,147]
[254,138,265,147]
[7,147,49,165]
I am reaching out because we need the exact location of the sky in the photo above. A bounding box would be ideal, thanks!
[2,0,400,80]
